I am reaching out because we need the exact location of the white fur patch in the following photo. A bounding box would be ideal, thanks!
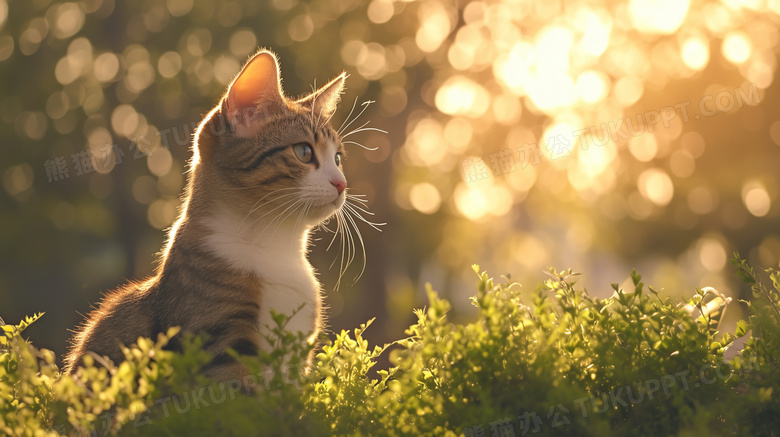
[201,212,321,345]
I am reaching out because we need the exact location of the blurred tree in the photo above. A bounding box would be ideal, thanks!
[0,0,779,365]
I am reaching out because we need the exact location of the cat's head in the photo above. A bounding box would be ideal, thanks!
[192,50,348,234]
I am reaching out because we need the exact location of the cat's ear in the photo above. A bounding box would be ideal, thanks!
[224,50,286,138]
[296,72,347,120]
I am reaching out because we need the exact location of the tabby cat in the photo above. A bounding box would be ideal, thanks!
[64,49,352,382]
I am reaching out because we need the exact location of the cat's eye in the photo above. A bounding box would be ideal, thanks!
[335,152,343,166]
[293,143,314,163]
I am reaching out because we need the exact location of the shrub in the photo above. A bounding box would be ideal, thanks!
[1,255,778,436]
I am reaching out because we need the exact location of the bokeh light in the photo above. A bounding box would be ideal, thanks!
[2,0,780,361]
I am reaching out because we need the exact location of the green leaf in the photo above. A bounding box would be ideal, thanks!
[735,320,748,338]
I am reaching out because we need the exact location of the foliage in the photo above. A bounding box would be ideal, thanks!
[0,313,44,348]
[2,256,780,436]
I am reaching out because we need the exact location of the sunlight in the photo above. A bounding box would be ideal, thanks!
[409,182,442,215]
[497,42,535,95]
[576,7,611,57]
[578,140,617,176]
[443,117,473,154]
[415,1,451,53]
[454,182,489,221]
[722,31,752,65]
[680,35,710,70]
[628,134,659,162]
[638,168,674,206]
[613,75,644,107]
[629,0,690,35]
[742,181,772,217]
[575,70,609,104]
[535,26,573,75]
[435,76,490,118]
[526,73,576,112]
[403,117,448,167]
[698,237,727,271]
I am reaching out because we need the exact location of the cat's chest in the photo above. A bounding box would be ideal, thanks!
[251,250,321,340]
[202,216,322,340]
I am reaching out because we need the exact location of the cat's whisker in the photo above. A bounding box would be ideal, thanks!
[345,199,371,209]
[239,196,302,237]
[237,191,302,236]
[251,201,303,244]
[323,191,383,289]
[329,211,346,290]
[341,205,366,282]
[340,210,356,289]
[235,187,301,234]
[309,79,318,129]
[268,206,299,240]
[335,214,347,287]
[321,105,338,128]
[339,210,355,290]
[240,200,300,239]
[265,198,308,240]
[239,190,301,227]
[341,120,387,140]
[292,199,316,238]
[273,202,305,242]
[327,216,341,269]
[239,187,300,222]
[276,196,316,239]
[337,100,374,137]
[342,140,379,151]
[337,101,385,155]
[342,119,370,136]
[331,209,347,256]
[325,211,342,252]
[224,185,299,191]
[341,119,382,138]
[316,103,326,131]
[319,220,336,234]
[341,126,388,139]
[345,196,378,216]
[341,208,356,267]
[343,202,386,232]
[336,97,359,136]
[293,199,309,232]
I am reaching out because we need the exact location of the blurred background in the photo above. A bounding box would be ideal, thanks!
[1,0,779,364]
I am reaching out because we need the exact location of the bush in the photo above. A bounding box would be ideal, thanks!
[2,255,779,436]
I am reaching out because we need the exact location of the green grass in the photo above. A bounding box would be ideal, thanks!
[2,255,779,436]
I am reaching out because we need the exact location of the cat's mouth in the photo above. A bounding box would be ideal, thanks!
[315,191,345,207]
[325,196,345,210]
[309,195,345,216]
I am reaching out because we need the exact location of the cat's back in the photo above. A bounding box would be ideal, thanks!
[65,237,269,374]
[64,280,156,372]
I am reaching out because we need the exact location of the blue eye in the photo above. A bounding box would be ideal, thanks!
[335,152,342,166]
[293,143,313,163]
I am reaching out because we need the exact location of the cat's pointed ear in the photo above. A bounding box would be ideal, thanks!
[296,72,347,120]
[224,50,285,138]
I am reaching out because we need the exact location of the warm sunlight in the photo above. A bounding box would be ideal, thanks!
[3,0,780,433]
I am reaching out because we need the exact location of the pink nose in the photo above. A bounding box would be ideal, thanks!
[331,179,346,194]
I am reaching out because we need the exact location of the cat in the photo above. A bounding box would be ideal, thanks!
[64,49,353,383]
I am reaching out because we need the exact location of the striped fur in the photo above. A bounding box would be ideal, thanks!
[64,50,349,382]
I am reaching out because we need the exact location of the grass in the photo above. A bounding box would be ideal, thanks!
[1,255,778,436]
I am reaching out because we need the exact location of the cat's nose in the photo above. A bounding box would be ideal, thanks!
[331,179,346,194]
